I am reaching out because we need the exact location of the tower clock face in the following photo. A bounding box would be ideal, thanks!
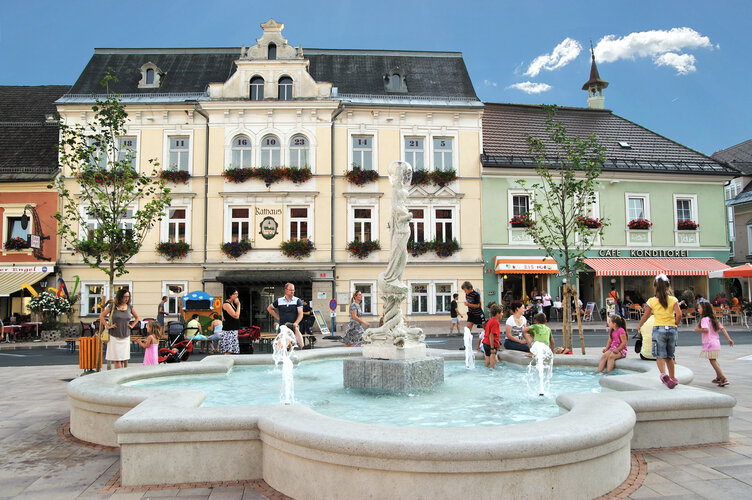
[260,216,278,240]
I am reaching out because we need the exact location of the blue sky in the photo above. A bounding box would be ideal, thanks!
[1,0,749,155]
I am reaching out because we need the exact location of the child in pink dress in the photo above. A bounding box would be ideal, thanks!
[597,314,628,373]
[695,302,734,386]
[138,320,161,366]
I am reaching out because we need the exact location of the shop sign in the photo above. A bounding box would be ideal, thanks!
[497,262,557,272]
[597,249,689,258]
[0,265,50,273]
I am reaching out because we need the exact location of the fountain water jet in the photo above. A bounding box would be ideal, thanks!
[463,327,475,369]
[526,341,554,396]
[272,325,297,404]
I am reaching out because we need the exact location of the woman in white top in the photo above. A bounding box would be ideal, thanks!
[542,291,552,321]
[504,301,530,352]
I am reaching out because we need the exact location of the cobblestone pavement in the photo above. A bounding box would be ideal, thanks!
[0,341,750,499]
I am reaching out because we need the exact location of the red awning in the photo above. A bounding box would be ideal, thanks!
[583,258,729,277]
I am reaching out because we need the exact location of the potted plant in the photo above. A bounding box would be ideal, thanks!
[155,241,190,261]
[281,166,313,184]
[27,291,72,332]
[345,165,379,186]
[410,170,431,186]
[4,237,30,250]
[433,238,460,257]
[431,169,457,186]
[220,239,252,259]
[677,220,699,230]
[280,239,314,259]
[510,214,535,228]
[347,240,381,258]
[576,216,602,229]
[628,218,652,230]
[222,166,255,183]
[407,240,432,256]
[159,170,191,184]
[253,167,286,187]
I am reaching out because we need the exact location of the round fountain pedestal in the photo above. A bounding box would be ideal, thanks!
[343,353,444,392]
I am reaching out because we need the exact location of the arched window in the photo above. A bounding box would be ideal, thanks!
[250,77,264,101]
[268,43,277,60]
[145,68,155,85]
[231,135,252,168]
[289,135,309,168]
[278,77,293,100]
[260,135,281,167]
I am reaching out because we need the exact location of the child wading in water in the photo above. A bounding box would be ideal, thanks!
[481,304,502,369]
[137,320,161,366]
[523,313,555,357]
[695,302,734,386]
[637,274,682,389]
[597,314,627,373]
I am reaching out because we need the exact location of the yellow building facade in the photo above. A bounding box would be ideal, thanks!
[56,19,483,330]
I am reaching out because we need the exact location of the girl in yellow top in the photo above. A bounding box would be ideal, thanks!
[637,274,682,389]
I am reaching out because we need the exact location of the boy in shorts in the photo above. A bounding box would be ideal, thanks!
[524,313,555,356]
[449,293,463,334]
[460,281,485,351]
[482,304,502,368]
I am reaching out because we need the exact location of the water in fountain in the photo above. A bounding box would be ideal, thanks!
[463,327,475,369]
[272,325,297,405]
[525,342,554,396]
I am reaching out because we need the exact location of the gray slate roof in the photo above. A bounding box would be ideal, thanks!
[64,48,478,103]
[481,103,733,176]
[712,139,752,176]
[0,85,70,181]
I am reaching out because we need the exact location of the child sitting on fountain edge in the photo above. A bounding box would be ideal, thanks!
[523,313,555,357]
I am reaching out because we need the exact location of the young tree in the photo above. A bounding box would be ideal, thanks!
[52,73,172,318]
[518,105,607,352]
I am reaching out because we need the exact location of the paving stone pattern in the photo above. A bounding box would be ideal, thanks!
[1,342,751,499]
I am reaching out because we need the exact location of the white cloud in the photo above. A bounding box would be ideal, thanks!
[594,27,712,75]
[506,82,552,94]
[524,38,582,77]
[483,79,498,87]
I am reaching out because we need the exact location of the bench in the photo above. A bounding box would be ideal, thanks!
[64,338,77,353]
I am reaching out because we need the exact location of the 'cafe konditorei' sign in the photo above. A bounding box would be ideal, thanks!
[597,249,689,258]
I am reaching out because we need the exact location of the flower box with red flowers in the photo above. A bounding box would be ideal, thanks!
[509,214,535,228]
[220,239,252,259]
[159,170,191,184]
[433,238,460,257]
[345,165,379,186]
[156,241,190,261]
[431,169,457,187]
[628,218,652,230]
[576,216,602,229]
[222,167,255,183]
[4,237,30,251]
[410,170,431,186]
[347,240,381,258]
[677,220,699,230]
[281,166,313,184]
[407,240,432,256]
[280,239,314,259]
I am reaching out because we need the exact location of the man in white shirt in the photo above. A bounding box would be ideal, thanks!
[267,283,305,348]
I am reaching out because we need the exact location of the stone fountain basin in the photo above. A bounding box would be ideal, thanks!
[67,348,735,500]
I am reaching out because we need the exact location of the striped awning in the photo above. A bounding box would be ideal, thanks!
[583,258,729,277]
[0,264,54,296]
[495,256,558,274]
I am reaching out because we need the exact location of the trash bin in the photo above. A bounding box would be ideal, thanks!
[79,336,102,370]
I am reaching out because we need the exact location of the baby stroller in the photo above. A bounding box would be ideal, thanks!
[158,338,194,363]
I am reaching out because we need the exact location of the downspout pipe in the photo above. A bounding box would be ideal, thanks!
[190,102,210,290]
[330,103,345,312]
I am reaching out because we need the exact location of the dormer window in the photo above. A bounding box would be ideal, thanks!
[268,43,277,60]
[384,67,407,93]
[138,62,163,89]
[250,77,264,100]
[278,76,293,100]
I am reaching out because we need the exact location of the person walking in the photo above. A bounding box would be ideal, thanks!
[100,288,139,369]
[637,274,682,389]
[343,290,370,346]
[695,302,734,386]
[267,283,305,348]
[220,289,241,355]
[449,293,463,334]
[541,290,552,321]
[157,295,168,333]
[608,286,621,316]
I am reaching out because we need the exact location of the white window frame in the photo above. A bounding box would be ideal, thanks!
[117,134,140,171]
[432,137,454,172]
[409,282,429,314]
[289,134,310,168]
[2,204,32,246]
[402,135,426,171]
[278,76,293,100]
[674,193,699,247]
[407,281,456,315]
[164,132,193,174]
[260,134,282,168]
[674,194,697,225]
[408,207,427,243]
[725,179,742,201]
[575,192,601,245]
[250,76,264,100]
[348,204,378,243]
[161,205,191,244]
[162,281,189,316]
[80,281,133,317]
[625,192,652,247]
[509,191,531,219]
[348,131,377,171]
[230,134,253,168]
[351,280,377,315]
[747,225,752,257]
[287,205,312,241]
[225,205,254,243]
[434,282,454,314]
[433,206,456,243]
